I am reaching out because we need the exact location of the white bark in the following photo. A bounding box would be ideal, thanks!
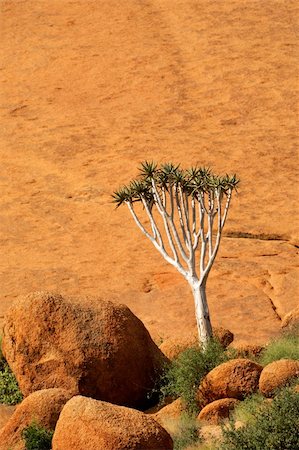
[125,185,233,347]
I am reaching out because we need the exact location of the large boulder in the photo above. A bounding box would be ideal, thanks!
[197,359,263,406]
[52,396,173,450]
[0,388,72,450]
[197,398,239,424]
[2,292,167,409]
[259,359,299,397]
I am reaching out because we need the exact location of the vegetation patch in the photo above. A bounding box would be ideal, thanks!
[171,413,202,450]
[0,339,23,405]
[22,422,54,450]
[159,339,232,413]
[258,330,299,366]
[219,387,299,450]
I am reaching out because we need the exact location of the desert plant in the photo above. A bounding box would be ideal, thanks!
[232,392,267,425]
[22,422,54,450]
[219,387,299,450]
[171,413,202,450]
[113,162,238,347]
[0,360,23,405]
[160,339,231,413]
[258,330,299,366]
[0,337,23,405]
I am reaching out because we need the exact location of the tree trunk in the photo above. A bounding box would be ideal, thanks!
[191,280,213,348]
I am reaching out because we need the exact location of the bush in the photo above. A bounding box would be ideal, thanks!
[258,331,299,366]
[171,413,202,450]
[0,337,23,405]
[160,339,232,413]
[231,392,266,425]
[22,422,54,450]
[219,387,299,450]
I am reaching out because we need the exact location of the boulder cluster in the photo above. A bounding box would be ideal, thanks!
[0,292,298,449]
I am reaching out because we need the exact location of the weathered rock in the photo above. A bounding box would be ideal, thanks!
[230,343,264,358]
[259,359,299,397]
[197,359,263,405]
[152,398,185,426]
[281,306,299,332]
[198,398,239,424]
[213,327,234,348]
[0,404,15,431]
[0,388,72,450]
[159,327,233,360]
[2,291,167,409]
[52,396,173,450]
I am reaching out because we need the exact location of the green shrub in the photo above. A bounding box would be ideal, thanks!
[0,357,23,405]
[172,413,202,450]
[258,331,299,366]
[219,387,299,450]
[231,392,266,425]
[22,422,54,450]
[160,339,231,413]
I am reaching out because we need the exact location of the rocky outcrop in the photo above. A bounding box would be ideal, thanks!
[0,388,71,450]
[259,359,299,397]
[52,396,173,450]
[197,359,263,406]
[198,398,239,424]
[2,291,167,409]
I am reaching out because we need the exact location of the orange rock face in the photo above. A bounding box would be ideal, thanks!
[52,396,173,450]
[198,359,263,405]
[198,398,239,424]
[259,359,299,397]
[0,388,72,450]
[2,291,167,409]
[0,0,298,351]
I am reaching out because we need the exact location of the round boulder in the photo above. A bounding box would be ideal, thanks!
[52,396,173,450]
[197,398,239,424]
[0,388,72,450]
[2,292,167,409]
[259,359,299,397]
[197,359,263,405]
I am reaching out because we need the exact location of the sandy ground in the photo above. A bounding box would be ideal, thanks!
[0,0,298,344]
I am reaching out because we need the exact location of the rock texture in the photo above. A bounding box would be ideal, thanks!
[152,398,185,424]
[198,359,263,405]
[0,388,71,450]
[0,0,298,350]
[0,405,15,431]
[52,396,173,450]
[198,398,239,424]
[259,359,299,397]
[2,291,167,409]
[230,344,264,359]
[281,306,299,332]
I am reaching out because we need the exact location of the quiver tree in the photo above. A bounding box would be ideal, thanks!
[113,162,239,348]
